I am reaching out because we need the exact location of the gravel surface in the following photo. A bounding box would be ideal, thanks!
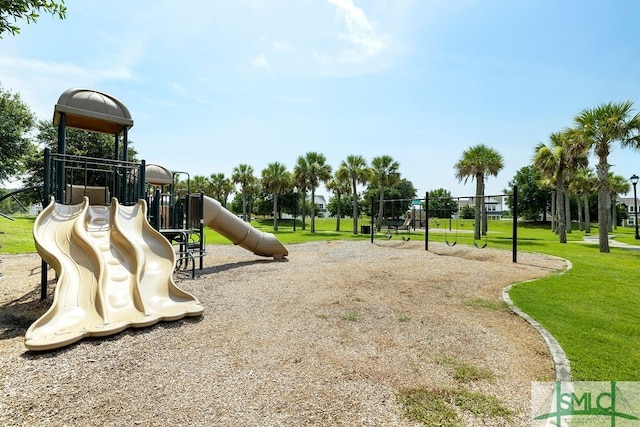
[0,240,568,426]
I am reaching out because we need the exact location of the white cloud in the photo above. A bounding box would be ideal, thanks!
[327,0,390,63]
[252,53,271,70]
[169,82,190,97]
[271,40,294,51]
[0,56,135,82]
[166,82,212,105]
[273,94,316,104]
[312,49,331,66]
[0,55,137,118]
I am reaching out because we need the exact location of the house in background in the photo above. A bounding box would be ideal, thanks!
[617,196,640,227]
[281,194,329,220]
[311,195,329,218]
[29,202,43,216]
[456,196,507,220]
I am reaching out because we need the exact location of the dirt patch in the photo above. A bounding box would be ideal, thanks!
[0,240,567,426]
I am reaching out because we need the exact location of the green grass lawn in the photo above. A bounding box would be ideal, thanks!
[2,214,639,380]
[507,226,640,380]
[0,216,37,253]
[203,217,374,245]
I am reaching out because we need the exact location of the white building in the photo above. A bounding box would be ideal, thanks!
[310,195,329,218]
[456,196,506,220]
[618,196,640,227]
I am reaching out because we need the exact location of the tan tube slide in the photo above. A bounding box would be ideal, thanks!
[202,195,288,259]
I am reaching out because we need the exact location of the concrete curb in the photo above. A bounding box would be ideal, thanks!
[501,258,573,381]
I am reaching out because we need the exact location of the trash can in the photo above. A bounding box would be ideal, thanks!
[360,225,371,234]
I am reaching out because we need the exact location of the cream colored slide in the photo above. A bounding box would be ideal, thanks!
[26,197,204,351]
[202,195,288,259]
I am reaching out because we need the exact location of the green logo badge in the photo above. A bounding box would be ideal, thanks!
[532,381,640,426]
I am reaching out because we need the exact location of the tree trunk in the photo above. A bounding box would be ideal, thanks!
[596,162,610,252]
[376,187,385,232]
[556,173,567,243]
[352,178,358,234]
[606,195,613,232]
[551,191,556,232]
[611,195,617,230]
[583,192,591,234]
[273,194,279,231]
[564,187,571,233]
[481,180,487,236]
[474,175,482,240]
[301,190,307,230]
[242,190,248,222]
[336,193,342,232]
[576,194,583,231]
[311,187,316,233]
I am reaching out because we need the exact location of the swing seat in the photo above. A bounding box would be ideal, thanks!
[474,240,488,249]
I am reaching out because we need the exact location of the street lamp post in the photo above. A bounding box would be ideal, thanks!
[631,175,639,239]
[293,186,298,232]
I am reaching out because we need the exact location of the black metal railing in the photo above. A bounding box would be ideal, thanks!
[43,148,145,206]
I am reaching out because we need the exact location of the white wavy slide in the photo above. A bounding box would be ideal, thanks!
[26,197,204,351]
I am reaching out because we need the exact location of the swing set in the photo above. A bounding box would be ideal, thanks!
[443,221,490,248]
[445,220,458,246]
[427,197,462,247]
[442,203,459,247]
[371,189,520,264]
[434,195,499,249]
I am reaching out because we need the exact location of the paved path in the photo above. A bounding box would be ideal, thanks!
[578,234,640,250]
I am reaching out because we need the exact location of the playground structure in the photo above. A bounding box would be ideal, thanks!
[403,205,428,228]
[24,88,288,351]
[145,164,288,265]
[28,196,205,350]
[369,197,426,239]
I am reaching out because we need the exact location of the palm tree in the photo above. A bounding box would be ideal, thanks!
[261,162,291,231]
[574,101,640,252]
[300,152,332,233]
[371,155,400,231]
[209,172,233,207]
[560,129,590,234]
[326,172,351,232]
[530,176,555,229]
[232,164,256,222]
[570,167,596,232]
[454,144,504,240]
[608,173,631,231]
[245,180,261,222]
[293,156,310,231]
[533,132,573,243]
[537,129,589,240]
[191,175,210,194]
[337,155,369,234]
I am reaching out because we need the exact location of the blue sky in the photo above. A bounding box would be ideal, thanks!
[2,0,640,198]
